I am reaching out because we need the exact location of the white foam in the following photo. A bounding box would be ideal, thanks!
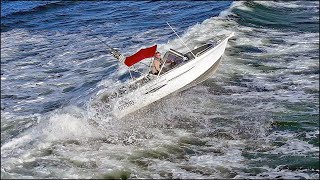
[157,19,235,55]
[149,160,210,179]
[270,139,319,156]
[42,111,103,142]
[1,135,32,153]
[306,130,319,139]
[219,1,245,17]
[189,147,245,168]
[227,1,252,13]
[256,1,299,8]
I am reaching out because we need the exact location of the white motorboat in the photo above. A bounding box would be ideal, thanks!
[95,31,234,118]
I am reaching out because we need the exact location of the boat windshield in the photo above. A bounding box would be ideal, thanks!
[163,49,184,64]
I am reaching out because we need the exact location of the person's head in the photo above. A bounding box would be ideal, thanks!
[154,51,161,58]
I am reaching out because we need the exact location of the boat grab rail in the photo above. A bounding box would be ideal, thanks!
[195,44,214,57]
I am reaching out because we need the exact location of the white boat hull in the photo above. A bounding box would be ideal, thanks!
[113,33,234,118]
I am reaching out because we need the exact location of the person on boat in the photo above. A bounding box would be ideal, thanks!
[151,51,163,75]
[151,51,174,75]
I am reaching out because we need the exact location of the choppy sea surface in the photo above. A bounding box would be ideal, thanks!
[1,1,319,179]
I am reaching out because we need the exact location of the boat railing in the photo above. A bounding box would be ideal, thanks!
[195,44,214,57]
[184,43,214,60]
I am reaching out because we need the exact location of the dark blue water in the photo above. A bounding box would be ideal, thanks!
[1,1,319,179]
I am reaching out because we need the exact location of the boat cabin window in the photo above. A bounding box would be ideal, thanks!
[163,49,184,64]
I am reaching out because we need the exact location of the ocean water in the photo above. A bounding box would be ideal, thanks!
[1,1,319,179]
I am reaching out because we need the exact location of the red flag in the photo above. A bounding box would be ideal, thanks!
[124,45,157,67]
